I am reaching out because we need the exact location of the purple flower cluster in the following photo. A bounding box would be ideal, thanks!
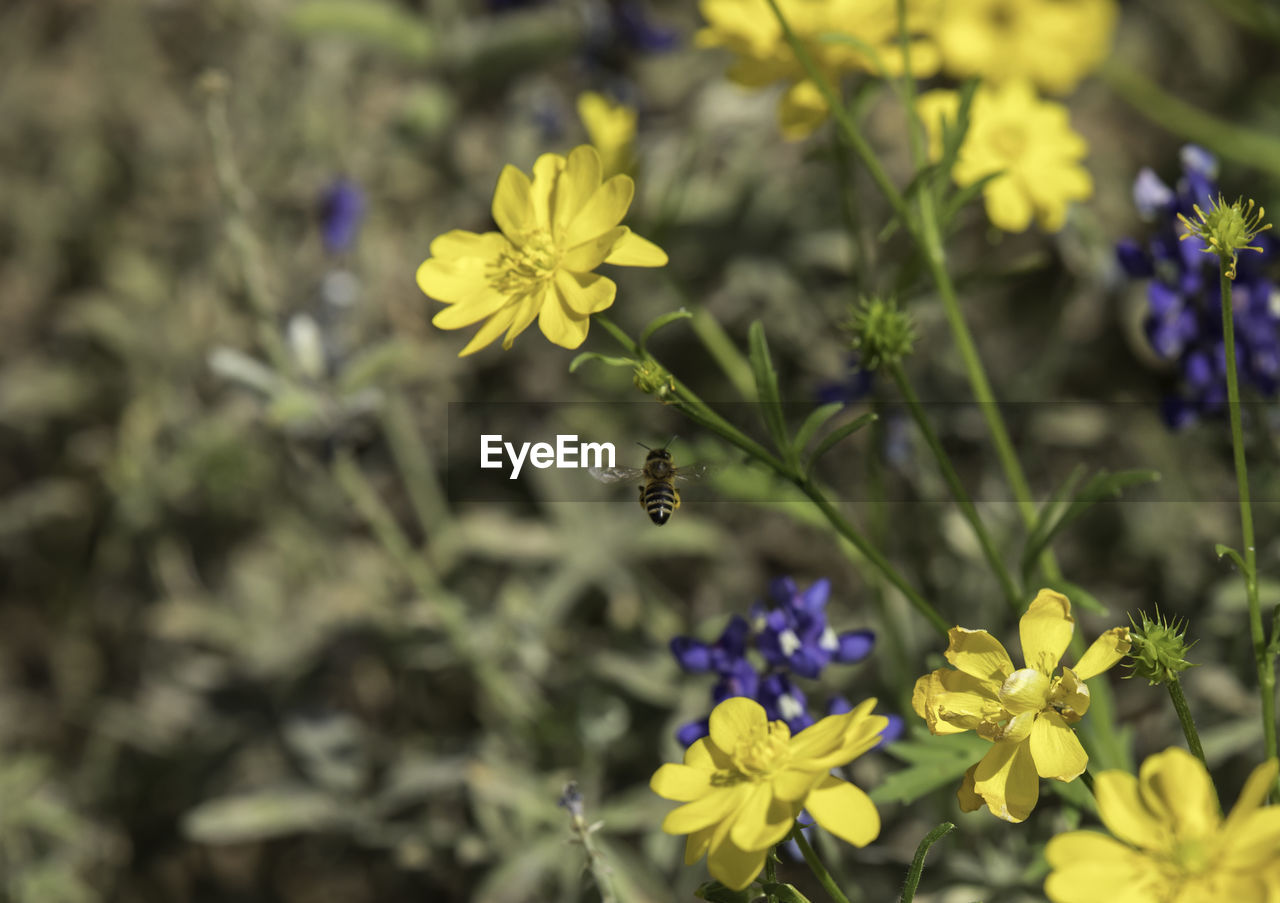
[318,178,365,256]
[669,577,902,746]
[1117,146,1280,429]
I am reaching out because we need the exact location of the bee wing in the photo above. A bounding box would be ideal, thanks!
[675,462,716,482]
[590,465,646,484]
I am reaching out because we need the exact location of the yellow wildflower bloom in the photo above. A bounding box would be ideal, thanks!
[1045,748,1280,902]
[912,589,1130,823]
[917,80,1093,233]
[650,696,885,891]
[696,0,939,140]
[416,145,667,356]
[577,91,637,179]
[935,0,1117,95]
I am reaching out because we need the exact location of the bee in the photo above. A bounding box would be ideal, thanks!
[590,440,710,525]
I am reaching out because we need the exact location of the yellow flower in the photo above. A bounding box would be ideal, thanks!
[935,0,1117,95]
[577,91,637,179]
[416,145,667,356]
[917,80,1092,233]
[912,589,1130,823]
[1045,749,1280,902]
[650,696,885,890]
[696,0,939,140]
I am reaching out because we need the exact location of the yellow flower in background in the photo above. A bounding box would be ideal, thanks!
[416,145,667,356]
[935,0,1117,95]
[577,91,637,178]
[912,589,1130,823]
[1045,749,1280,902]
[650,696,885,891]
[916,80,1093,233]
[696,0,939,140]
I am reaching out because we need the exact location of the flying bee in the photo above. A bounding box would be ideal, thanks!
[590,440,711,525]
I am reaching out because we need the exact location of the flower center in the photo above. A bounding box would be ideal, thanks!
[987,123,1028,162]
[1168,837,1213,878]
[729,721,792,779]
[492,229,562,291]
[998,668,1051,714]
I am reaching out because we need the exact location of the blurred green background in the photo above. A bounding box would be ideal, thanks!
[4,0,1280,900]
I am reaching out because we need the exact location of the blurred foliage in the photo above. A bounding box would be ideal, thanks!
[3,0,1280,900]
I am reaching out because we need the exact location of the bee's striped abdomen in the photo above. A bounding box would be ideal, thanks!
[642,481,680,525]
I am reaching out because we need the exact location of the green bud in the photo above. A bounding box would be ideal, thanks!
[1125,609,1197,686]
[633,360,675,399]
[1177,194,1272,280]
[848,296,916,370]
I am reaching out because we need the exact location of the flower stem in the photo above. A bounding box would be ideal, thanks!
[791,825,852,903]
[898,822,954,903]
[1218,267,1279,787]
[889,363,1021,613]
[1167,674,1207,766]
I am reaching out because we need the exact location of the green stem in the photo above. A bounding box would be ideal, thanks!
[1101,60,1280,180]
[898,822,954,903]
[1167,675,1207,766]
[889,364,1021,613]
[791,825,852,903]
[1218,267,1280,784]
[1080,769,1096,798]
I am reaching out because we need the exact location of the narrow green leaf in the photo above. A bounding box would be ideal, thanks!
[871,732,987,805]
[1215,542,1249,576]
[941,171,1003,228]
[792,402,845,457]
[568,352,635,373]
[899,822,955,903]
[747,321,789,456]
[285,0,433,61]
[762,884,813,903]
[638,308,693,352]
[806,412,877,474]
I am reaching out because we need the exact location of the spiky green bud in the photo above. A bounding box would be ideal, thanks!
[848,295,916,370]
[1125,609,1197,686]
[1177,194,1272,280]
[633,360,675,399]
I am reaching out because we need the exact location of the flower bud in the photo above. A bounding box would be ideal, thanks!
[1177,194,1272,280]
[632,360,675,399]
[848,296,916,369]
[1125,610,1197,686]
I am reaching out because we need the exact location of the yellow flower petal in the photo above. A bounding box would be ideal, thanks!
[603,228,668,267]
[662,784,747,836]
[1044,831,1155,903]
[917,669,1003,735]
[789,697,878,764]
[1137,747,1221,840]
[429,285,509,328]
[562,174,635,249]
[1000,709,1037,743]
[536,290,591,350]
[528,152,566,228]
[1094,769,1168,851]
[1072,627,1132,681]
[973,739,1039,823]
[805,775,880,847]
[769,767,823,802]
[457,306,516,357]
[944,627,1014,685]
[708,697,770,752]
[706,836,770,892]
[1050,666,1091,721]
[685,826,712,866]
[491,165,536,240]
[563,226,628,272]
[417,257,491,306]
[1019,589,1074,675]
[728,783,797,851]
[500,288,545,350]
[650,763,714,802]
[552,145,604,239]
[984,175,1034,233]
[779,78,829,140]
[1224,758,1280,833]
[554,269,617,316]
[685,736,731,770]
[1029,711,1087,781]
[1222,809,1280,872]
[428,228,507,260]
[957,764,983,812]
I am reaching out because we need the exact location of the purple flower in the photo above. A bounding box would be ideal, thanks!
[318,179,364,255]
[816,354,874,406]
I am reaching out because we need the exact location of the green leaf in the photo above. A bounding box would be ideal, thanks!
[935,79,980,179]
[695,882,756,903]
[1021,469,1161,584]
[791,402,845,457]
[747,321,790,457]
[1215,542,1249,576]
[762,883,813,903]
[568,352,635,373]
[285,0,433,61]
[638,308,693,352]
[899,822,955,903]
[942,171,1003,229]
[805,412,877,474]
[871,731,988,805]
[1040,579,1108,615]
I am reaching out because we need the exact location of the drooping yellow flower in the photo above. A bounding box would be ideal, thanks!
[651,696,885,891]
[912,589,1130,823]
[934,0,1117,95]
[416,145,667,356]
[916,80,1092,233]
[696,0,939,140]
[1045,748,1280,902]
[577,91,637,179]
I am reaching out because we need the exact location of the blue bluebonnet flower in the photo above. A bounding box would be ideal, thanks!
[816,353,874,406]
[670,577,892,746]
[1117,146,1280,429]
[318,178,365,255]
